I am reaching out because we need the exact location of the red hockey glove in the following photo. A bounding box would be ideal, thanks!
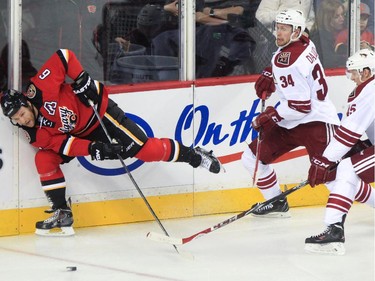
[72,71,100,107]
[89,141,123,161]
[308,155,337,187]
[254,67,275,100]
[252,106,283,132]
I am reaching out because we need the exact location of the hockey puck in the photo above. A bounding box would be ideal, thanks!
[66,266,77,271]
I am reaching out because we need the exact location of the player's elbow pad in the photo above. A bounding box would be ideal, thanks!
[288,100,311,114]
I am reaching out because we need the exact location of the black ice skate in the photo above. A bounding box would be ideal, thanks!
[35,207,74,236]
[251,198,291,218]
[194,147,224,174]
[304,221,345,255]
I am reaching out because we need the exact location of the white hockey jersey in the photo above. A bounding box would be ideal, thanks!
[324,76,375,162]
[271,36,340,129]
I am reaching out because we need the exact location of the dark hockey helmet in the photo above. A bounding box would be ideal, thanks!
[137,4,163,27]
[1,89,29,118]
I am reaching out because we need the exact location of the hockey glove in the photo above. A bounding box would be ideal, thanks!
[71,71,99,107]
[89,141,123,161]
[254,67,275,100]
[308,155,337,187]
[252,106,282,132]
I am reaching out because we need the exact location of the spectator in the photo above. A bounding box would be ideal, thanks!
[152,0,255,78]
[199,0,249,26]
[0,40,37,91]
[310,0,347,68]
[313,0,348,13]
[314,0,374,43]
[93,2,170,81]
[256,0,315,33]
[335,3,374,54]
[362,0,374,31]
[316,0,374,31]
[114,4,167,55]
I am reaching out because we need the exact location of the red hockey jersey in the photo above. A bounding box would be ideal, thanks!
[22,49,108,157]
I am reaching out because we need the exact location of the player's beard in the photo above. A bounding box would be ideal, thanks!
[27,104,38,127]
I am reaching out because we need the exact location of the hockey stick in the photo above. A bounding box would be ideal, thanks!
[147,180,309,245]
[252,92,267,186]
[89,101,180,254]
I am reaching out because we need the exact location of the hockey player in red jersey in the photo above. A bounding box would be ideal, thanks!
[0,49,223,236]
[241,9,340,217]
[305,49,375,255]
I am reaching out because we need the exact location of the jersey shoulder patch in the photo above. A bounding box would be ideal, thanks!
[25,82,43,109]
[21,127,37,144]
[274,40,309,68]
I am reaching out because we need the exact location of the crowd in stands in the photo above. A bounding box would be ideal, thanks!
[0,0,374,85]
[255,0,315,33]
[97,0,375,81]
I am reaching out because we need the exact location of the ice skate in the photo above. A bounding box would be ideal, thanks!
[305,222,345,255]
[251,198,291,218]
[35,207,74,236]
[194,147,225,174]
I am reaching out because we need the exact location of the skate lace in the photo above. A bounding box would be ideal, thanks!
[311,226,331,239]
[44,209,61,223]
[257,202,273,212]
[200,153,213,170]
[196,148,214,170]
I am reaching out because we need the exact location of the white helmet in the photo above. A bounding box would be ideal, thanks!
[275,9,306,44]
[346,48,375,75]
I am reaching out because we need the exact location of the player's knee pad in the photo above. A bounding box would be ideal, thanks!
[135,138,173,162]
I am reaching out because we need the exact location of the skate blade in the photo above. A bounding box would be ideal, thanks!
[218,161,226,173]
[214,153,226,173]
[35,226,75,237]
[251,211,291,218]
[304,242,345,256]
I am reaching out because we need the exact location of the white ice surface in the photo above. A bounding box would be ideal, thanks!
[0,204,373,281]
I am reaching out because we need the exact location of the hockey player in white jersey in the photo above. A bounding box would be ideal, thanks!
[241,9,340,217]
[305,48,375,255]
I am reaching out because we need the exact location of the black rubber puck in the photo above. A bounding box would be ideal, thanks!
[66,266,77,271]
